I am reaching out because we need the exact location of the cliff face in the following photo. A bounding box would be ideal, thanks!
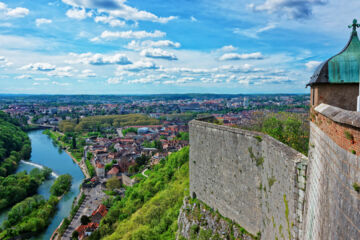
[177,197,255,240]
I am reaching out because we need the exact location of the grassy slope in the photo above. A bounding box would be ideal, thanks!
[97,147,189,240]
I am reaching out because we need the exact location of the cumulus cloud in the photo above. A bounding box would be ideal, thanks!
[0,56,12,68]
[36,18,52,27]
[0,2,29,18]
[68,52,132,65]
[62,0,177,23]
[140,48,178,60]
[305,60,322,70]
[80,69,96,77]
[219,45,237,52]
[219,52,264,61]
[126,40,181,50]
[48,66,76,77]
[248,0,327,19]
[66,7,92,19]
[6,7,29,18]
[34,77,50,81]
[15,74,32,80]
[21,62,56,71]
[119,60,159,72]
[107,77,123,84]
[94,15,125,27]
[93,30,166,41]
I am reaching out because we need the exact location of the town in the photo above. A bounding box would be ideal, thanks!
[0,93,309,239]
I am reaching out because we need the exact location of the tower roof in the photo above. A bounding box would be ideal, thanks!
[307,19,360,86]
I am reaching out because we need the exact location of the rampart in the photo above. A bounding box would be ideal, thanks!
[189,119,308,239]
[303,104,360,239]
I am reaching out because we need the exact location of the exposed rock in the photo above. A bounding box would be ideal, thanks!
[177,197,255,240]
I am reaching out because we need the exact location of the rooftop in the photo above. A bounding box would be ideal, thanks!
[308,19,360,86]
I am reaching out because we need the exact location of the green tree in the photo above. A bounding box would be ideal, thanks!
[106,176,121,190]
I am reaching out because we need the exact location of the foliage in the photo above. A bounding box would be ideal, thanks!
[245,112,309,155]
[81,215,91,225]
[0,195,59,239]
[344,131,354,141]
[122,127,138,136]
[86,152,95,177]
[71,114,159,133]
[59,120,76,133]
[0,111,31,177]
[0,168,51,211]
[50,174,72,196]
[175,132,189,141]
[142,140,163,150]
[353,182,360,193]
[90,147,189,240]
[107,176,122,190]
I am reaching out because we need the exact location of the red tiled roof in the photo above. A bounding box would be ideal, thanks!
[92,204,108,217]
[96,163,104,168]
[107,167,119,175]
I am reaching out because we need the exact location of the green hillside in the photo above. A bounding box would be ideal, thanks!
[90,146,189,240]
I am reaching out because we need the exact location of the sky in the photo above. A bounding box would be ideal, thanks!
[0,0,359,94]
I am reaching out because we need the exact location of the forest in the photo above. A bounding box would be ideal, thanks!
[59,114,159,133]
[89,146,189,240]
[0,173,72,239]
[0,111,31,177]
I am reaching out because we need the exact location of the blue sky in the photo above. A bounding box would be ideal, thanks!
[0,0,359,94]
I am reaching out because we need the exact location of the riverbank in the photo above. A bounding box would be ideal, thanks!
[43,129,90,179]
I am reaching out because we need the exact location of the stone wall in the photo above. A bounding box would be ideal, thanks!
[303,104,360,239]
[310,83,359,111]
[189,120,308,239]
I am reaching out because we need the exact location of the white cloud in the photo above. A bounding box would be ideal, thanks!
[219,45,237,52]
[15,74,32,80]
[219,52,264,61]
[36,18,52,27]
[48,66,76,77]
[119,60,159,72]
[0,56,12,68]
[21,62,56,71]
[0,2,6,10]
[32,82,40,86]
[107,77,123,84]
[109,5,177,23]
[234,23,276,39]
[95,30,166,40]
[305,60,322,70]
[249,0,327,19]
[6,7,29,18]
[94,15,125,27]
[68,52,131,65]
[190,16,197,22]
[140,48,178,60]
[80,69,96,77]
[52,81,70,86]
[126,40,181,50]
[62,0,177,23]
[66,7,92,20]
[34,77,50,81]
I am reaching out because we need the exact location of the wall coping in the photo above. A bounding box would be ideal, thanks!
[315,103,360,129]
[189,119,307,163]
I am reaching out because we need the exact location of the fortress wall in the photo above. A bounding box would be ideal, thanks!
[304,105,360,239]
[189,120,307,239]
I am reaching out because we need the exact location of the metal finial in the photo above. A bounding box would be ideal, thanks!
[348,19,360,32]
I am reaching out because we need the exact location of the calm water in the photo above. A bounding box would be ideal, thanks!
[0,130,84,239]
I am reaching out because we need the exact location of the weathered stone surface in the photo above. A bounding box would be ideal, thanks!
[315,103,360,128]
[303,122,360,239]
[189,120,308,239]
[177,197,254,240]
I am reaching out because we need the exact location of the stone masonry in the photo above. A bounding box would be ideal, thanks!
[189,119,308,239]
[303,104,360,239]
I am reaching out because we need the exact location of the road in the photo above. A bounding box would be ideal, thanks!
[141,168,149,178]
[117,128,124,138]
[61,184,107,239]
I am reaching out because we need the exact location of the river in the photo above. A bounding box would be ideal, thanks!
[0,130,85,239]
